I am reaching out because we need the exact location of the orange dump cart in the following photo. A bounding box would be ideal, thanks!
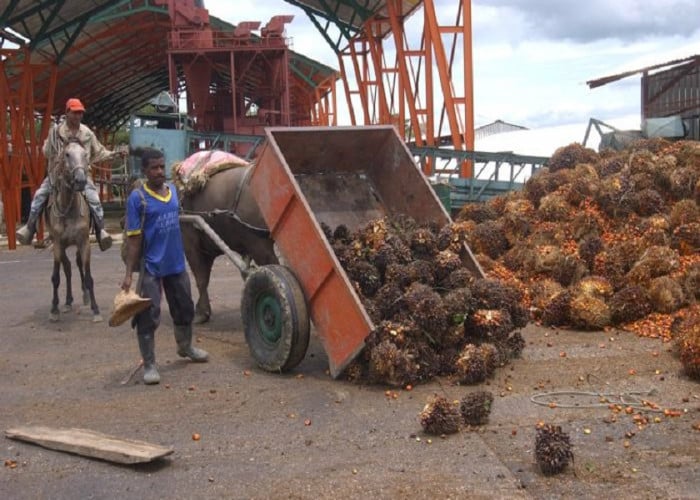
[244,125,483,378]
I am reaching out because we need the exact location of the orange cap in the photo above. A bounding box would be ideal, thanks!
[65,98,85,113]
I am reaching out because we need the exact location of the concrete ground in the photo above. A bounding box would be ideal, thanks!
[1,222,699,499]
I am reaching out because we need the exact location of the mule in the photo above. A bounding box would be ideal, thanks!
[45,137,102,322]
[177,156,278,324]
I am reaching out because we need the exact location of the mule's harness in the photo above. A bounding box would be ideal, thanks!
[180,164,270,236]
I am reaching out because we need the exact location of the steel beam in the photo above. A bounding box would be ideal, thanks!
[0,47,56,248]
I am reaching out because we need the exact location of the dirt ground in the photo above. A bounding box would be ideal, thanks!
[1,219,699,500]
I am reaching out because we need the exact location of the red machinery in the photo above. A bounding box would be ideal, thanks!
[165,0,299,135]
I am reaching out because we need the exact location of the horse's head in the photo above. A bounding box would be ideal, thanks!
[60,138,89,192]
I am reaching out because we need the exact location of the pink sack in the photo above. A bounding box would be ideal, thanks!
[177,150,249,180]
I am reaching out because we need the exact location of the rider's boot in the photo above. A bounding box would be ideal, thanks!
[137,332,160,385]
[174,324,209,362]
[16,212,39,246]
[94,216,113,252]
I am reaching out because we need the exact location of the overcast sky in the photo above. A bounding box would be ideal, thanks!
[207,0,700,131]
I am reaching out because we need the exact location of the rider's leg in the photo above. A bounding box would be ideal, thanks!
[16,177,51,245]
[85,178,112,251]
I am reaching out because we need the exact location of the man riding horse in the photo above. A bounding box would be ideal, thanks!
[16,98,125,250]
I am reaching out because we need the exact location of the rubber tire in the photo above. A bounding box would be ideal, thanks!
[241,265,310,372]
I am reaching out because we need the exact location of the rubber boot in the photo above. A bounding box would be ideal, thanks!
[137,333,160,385]
[16,212,39,246]
[94,217,113,252]
[174,325,209,362]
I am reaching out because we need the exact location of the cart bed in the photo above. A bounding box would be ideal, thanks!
[248,126,482,377]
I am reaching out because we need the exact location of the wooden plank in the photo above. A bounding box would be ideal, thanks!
[5,426,174,464]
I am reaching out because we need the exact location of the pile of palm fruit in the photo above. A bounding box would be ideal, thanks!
[453,139,700,379]
[320,215,527,387]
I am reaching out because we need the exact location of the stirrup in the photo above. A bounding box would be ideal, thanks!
[98,230,113,251]
[16,225,35,246]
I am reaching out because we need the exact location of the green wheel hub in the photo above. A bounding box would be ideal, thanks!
[256,293,282,344]
[242,265,310,373]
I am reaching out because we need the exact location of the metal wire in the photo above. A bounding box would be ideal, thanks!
[530,388,662,412]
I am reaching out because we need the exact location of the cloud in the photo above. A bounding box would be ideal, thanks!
[475,0,700,43]
[204,0,700,134]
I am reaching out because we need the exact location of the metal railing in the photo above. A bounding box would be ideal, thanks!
[168,29,290,51]
[410,146,549,205]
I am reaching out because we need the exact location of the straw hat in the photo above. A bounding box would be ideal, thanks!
[109,290,152,327]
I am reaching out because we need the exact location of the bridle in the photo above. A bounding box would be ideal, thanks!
[50,132,89,217]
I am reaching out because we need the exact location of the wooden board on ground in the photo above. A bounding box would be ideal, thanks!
[5,426,174,464]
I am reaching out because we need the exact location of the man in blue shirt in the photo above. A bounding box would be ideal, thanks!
[121,148,208,385]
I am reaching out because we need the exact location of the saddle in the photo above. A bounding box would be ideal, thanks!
[172,150,249,195]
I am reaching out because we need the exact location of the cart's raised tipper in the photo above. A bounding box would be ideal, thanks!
[244,125,484,378]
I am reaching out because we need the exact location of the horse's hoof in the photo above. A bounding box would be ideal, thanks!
[62,304,73,313]
[49,312,60,322]
[92,314,103,323]
[193,313,210,325]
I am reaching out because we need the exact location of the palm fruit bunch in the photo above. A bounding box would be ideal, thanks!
[547,142,599,172]
[440,267,475,291]
[682,262,700,302]
[541,290,572,327]
[457,202,498,223]
[367,339,419,387]
[323,214,526,387]
[346,260,382,297]
[434,249,463,281]
[460,391,494,426]
[442,287,474,328]
[503,330,526,360]
[437,220,476,253]
[626,245,680,284]
[468,221,509,259]
[577,234,603,271]
[454,139,700,343]
[568,276,614,330]
[538,192,572,222]
[535,423,574,475]
[569,293,611,330]
[648,276,686,314]
[465,309,513,343]
[500,197,535,246]
[402,282,448,336]
[529,279,564,320]
[470,278,529,329]
[453,343,498,384]
[608,285,653,324]
[673,222,700,255]
[362,321,422,386]
[419,395,462,435]
[673,307,700,379]
[409,226,438,259]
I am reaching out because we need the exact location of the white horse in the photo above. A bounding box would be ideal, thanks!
[45,137,102,322]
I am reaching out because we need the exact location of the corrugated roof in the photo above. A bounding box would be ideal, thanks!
[1,0,338,131]
[586,54,700,89]
[283,0,423,38]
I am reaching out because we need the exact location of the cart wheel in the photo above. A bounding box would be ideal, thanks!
[241,265,310,372]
